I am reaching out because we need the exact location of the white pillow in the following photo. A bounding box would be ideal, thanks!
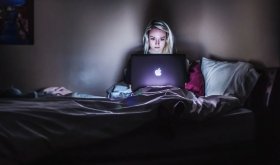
[201,57,259,104]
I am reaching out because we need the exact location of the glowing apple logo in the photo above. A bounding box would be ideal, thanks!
[154,68,162,76]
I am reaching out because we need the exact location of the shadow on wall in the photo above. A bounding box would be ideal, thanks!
[115,45,143,82]
[142,0,174,26]
[208,53,267,70]
[176,41,206,61]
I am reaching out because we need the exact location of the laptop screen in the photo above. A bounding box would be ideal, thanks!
[130,54,187,91]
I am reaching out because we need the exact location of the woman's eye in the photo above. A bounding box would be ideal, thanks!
[150,38,155,40]
[161,38,166,41]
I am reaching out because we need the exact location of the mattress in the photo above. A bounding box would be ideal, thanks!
[0,87,255,164]
[42,108,256,164]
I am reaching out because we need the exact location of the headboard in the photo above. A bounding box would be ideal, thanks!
[245,67,279,112]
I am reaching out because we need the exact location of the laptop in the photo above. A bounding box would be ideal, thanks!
[130,54,187,91]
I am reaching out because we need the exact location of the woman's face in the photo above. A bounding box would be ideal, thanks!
[148,28,167,54]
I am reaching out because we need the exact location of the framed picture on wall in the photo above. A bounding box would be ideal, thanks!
[0,0,34,45]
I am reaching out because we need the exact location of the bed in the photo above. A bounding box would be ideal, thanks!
[0,57,277,165]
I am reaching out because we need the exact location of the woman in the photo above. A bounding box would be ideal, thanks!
[124,20,175,81]
[107,20,175,99]
[143,20,174,54]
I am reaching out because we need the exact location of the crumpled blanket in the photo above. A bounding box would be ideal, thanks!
[131,86,241,120]
[0,86,241,164]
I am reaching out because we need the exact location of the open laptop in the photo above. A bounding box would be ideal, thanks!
[130,54,187,91]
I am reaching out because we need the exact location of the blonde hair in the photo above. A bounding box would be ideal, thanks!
[143,20,174,54]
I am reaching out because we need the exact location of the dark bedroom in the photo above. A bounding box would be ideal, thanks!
[0,0,279,164]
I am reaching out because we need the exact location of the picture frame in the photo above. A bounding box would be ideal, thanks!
[0,0,34,45]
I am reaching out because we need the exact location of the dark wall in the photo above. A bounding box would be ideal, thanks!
[0,0,279,96]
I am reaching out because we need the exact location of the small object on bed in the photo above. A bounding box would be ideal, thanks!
[185,61,205,97]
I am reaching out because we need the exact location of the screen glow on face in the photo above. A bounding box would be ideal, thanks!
[148,28,166,54]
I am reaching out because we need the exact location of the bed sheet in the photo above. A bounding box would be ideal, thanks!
[0,86,241,164]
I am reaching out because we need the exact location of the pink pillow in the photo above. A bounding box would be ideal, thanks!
[185,62,205,96]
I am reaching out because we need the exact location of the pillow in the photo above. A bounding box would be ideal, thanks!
[201,57,259,104]
[185,61,205,96]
